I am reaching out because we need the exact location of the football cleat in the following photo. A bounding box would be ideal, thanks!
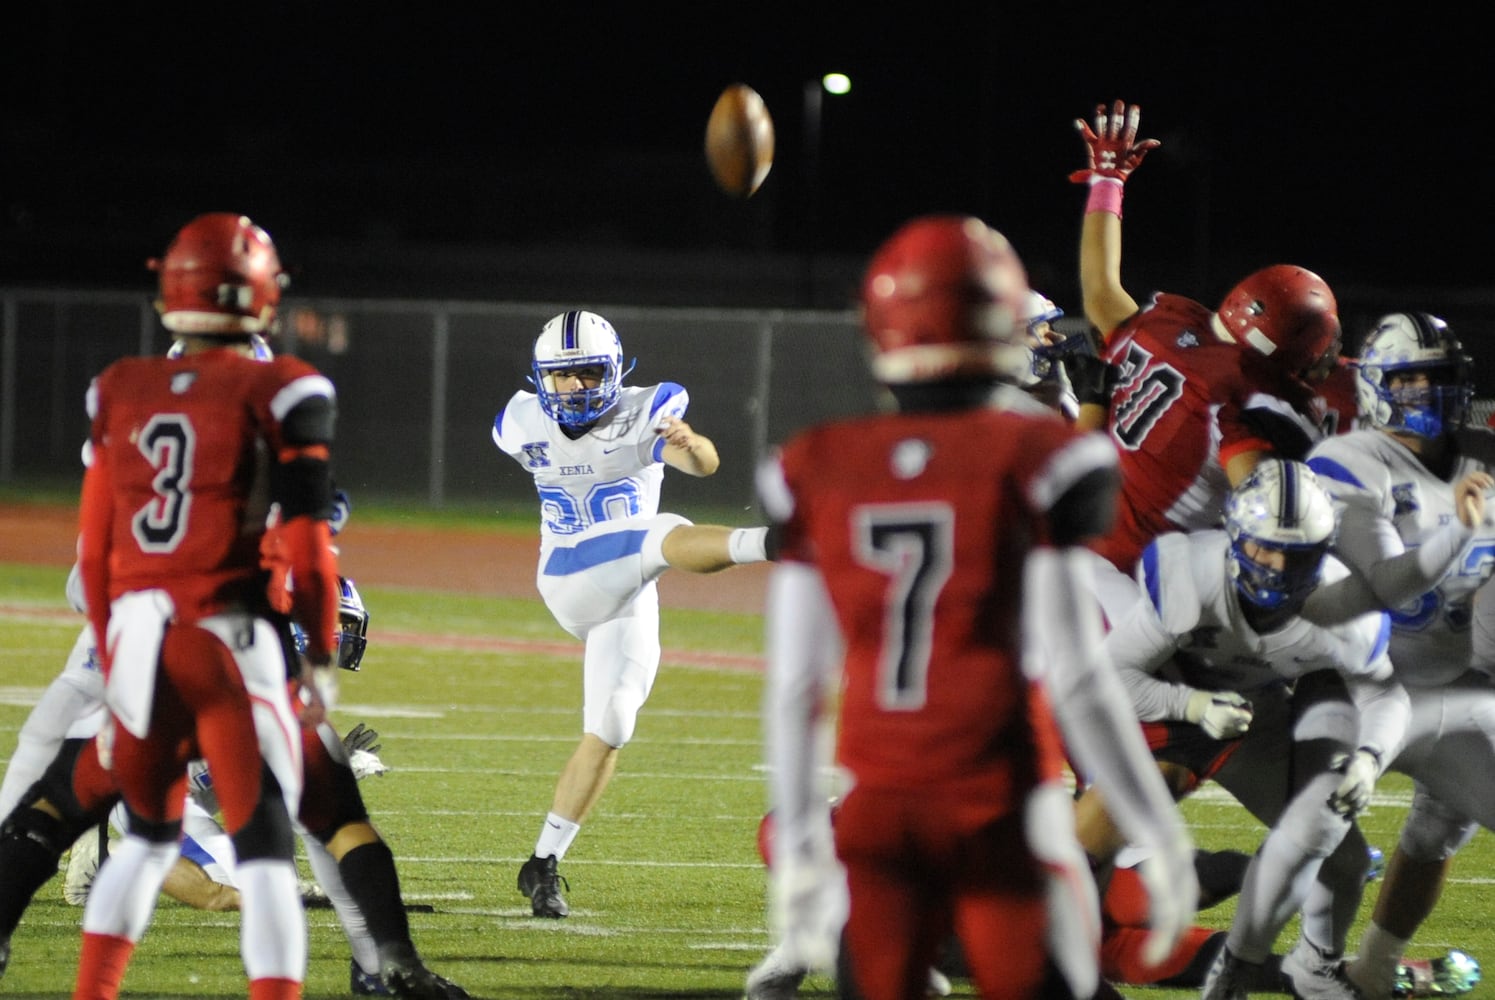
[62,821,107,906]
[382,963,471,1000]
[352,958,393,996]
[377,943,471,1000]
[517,853,570,918]
[743,946,807,1000]
[1201,946,1254,1000]
[1393,950,1481,997]
[1282,938,1366,1000]
[299,878,332,909]
[1365,845,1385,882]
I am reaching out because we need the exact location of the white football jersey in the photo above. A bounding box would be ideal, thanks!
[1106,530,1391,721]
[492,382,689,545]
[1307,427,1495,684]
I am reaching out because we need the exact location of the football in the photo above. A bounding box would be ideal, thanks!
[704,83,774,198]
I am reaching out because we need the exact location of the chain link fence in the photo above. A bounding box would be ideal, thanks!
[0,289,873,513]
[8,285,1495,513]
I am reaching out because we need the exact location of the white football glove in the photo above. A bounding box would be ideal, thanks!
[1328,747,1382,818]
[343,722,389,779]
[1134,831,1200,969]
[1184,689,1253,740]
[770,851,848,974]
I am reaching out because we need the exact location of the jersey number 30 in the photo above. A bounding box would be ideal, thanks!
[853,503,954,711]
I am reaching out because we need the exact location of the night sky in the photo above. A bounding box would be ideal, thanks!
[3,5,1491,309]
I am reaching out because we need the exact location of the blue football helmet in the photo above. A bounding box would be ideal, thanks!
[291,576,369,671]
[530,310,635,428]
[1224,459,1337,613]
[1356,312,1473,439]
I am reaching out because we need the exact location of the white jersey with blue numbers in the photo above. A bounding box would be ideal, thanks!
[492,383,689,545]
[1104,530,1392,722]
[1307,427,1495,685]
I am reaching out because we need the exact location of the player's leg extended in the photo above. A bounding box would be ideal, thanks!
[537,515,767,638]
[659,522,770,573]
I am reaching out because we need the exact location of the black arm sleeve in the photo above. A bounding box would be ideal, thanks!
[1237,406,1314,461]
[1047,465,1120,547]
[273,396,336,521]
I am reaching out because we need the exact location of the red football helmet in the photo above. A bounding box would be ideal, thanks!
[1211,264,1341,377]
[860,215,1030,384]
[149,213,288,334]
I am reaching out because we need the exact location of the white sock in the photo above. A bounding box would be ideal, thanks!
[727,526,768,564]
[535,812,581,860]
[1347,921,1409,998]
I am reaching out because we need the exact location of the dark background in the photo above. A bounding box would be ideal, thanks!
[2,5,1490,317]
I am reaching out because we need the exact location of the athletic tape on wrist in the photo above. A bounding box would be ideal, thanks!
[1086,177,1124,217]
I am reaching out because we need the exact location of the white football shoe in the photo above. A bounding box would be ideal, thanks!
[744,945,807,1000]
[62,823,106,906]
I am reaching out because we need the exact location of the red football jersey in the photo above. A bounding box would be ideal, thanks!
[770,398,1111,804]
[80,348,336,628]
[1095,293,1325,572]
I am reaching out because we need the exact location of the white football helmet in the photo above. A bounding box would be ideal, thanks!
[1223,458,1337,613]
[531,310,635,427]
[166,333,273,361]
[1355,312,1473,439]
[1021,290,1064,343]
[291,576,370,671]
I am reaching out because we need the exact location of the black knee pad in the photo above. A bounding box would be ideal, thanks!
[230,765,295,862]
[0,793,70,858]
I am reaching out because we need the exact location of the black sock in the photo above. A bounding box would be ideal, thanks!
[337,840,412,951]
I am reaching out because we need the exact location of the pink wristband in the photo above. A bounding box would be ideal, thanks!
[1085,177,1124,217]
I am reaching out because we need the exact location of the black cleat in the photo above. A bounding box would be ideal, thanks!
[517,853,570,918]
[380,953,470,1000]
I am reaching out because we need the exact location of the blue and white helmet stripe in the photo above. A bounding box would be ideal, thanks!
[1224,458,1337,612]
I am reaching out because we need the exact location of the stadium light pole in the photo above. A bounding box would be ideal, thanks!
[802,73,850,307]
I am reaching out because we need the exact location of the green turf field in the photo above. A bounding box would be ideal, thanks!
[2,561,1490,998]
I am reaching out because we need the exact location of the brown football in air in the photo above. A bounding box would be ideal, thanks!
[705,83,775,198]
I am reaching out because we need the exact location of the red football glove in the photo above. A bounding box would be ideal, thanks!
[1069,100,1160,185]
